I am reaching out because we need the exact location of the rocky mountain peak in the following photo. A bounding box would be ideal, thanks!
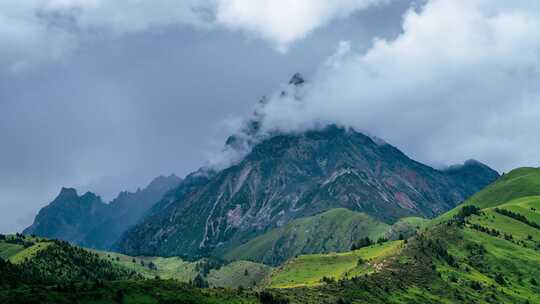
[56,187,79,200]
[288,72,305,86]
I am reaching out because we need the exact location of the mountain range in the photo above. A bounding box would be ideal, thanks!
[23,175,182,250]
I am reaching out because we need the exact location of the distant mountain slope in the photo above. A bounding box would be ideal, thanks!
[117,125,499,258]
[222,208,390,266]
[23,189,105,244]
[23,175,182,250]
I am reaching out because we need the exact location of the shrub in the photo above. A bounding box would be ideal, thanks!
[351,237,373,250]
[495,273,506,285]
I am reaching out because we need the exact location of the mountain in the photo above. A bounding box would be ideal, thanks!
[23,189,105,245]
[116,125,499,258]
[23,175,182,250]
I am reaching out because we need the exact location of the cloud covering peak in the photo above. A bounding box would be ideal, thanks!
[239,0,540,172]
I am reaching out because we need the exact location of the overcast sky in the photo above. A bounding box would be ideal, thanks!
[2,0,540,233]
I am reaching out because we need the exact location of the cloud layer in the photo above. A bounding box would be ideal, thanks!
[253,0,540,171]
[214,0,389,51]
[0,0,389,72]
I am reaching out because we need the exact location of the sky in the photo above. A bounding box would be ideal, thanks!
[1,0,540,233]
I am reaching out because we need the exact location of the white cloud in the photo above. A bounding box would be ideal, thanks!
[0,0,392,72]
[0,0,207,72]
[0,1,76,73]
[213,0,390,51]
[253,0,540,172]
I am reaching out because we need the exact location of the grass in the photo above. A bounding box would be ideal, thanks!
[268,240,403,288]
[0,235,54,264]
[385,216,430,240]
[94,250,198,281]
[207,260,273,288]
[94,250,273,288]
[223,208,391,266]
[466,167,540,209]
[0,243,24,260]
[431,167,540,226]
[9,242,53,264]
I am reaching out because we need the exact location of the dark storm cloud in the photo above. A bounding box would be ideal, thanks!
[0,2,412,233]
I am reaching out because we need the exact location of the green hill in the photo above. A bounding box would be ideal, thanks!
[267,241,403,288]
[384,217,430,240]
[94,250,273,288]
[0,234,137,288]
[465,167,540,209]
[223,209,391,266]
[433,167,540,225]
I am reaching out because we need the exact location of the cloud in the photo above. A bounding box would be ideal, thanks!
[0,1,76,73]
[42,0,208,32]
[0,0,206,72]
[0,0,392,72]
[251,0,540,172]
[213,0,390,52]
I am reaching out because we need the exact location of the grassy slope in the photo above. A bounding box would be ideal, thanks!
[207,260,273,288]
[432,167,540,225]
[266,168,540,303]
[268,241,403,288]
[0,236,53,263]
[0,243,24,260]
[95,250,272,288]
[9,242,54,264]
[94,250,198,281]
[224,208,391,266]
[384,217,430,240]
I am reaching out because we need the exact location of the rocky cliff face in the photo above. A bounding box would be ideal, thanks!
[23,188,106,244]
[24,175,182,250]
[116,126,499,258]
